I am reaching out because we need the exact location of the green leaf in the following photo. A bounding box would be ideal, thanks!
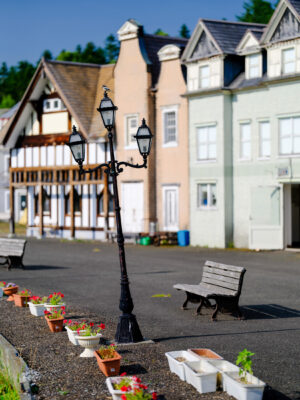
[58,390,69,395]
[151,294,171,298]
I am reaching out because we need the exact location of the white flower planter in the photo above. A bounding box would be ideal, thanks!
[65,327,86,345]
[165,350,199,381]
[44,303,65,312]
[106,377,134,400]
[203,359,240,390]
[183,360,218,393]
[28,302,46,317]
[76,333,102,357]
[223,371,265,400]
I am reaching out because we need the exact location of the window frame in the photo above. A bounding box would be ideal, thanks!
[162,106,178,147]
[279,116,300,156]
[124,114,139,149]
[248,53,260,79]
[197,182,217,210]
[258,120,271,160]
[199,65,210,89]
[43,98,66,113]
[239,122,252,161]
[196,124,217,162]
[282,47,296,75]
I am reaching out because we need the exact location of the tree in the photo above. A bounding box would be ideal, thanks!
[154,29,169,36]
[56,42,106,64]
[236,0,277,24]
[42,50,53,60]
[179,24,190,39]
[105,34,120,63]
[0,94,15,108]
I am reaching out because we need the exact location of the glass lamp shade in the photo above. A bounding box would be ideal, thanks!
[134,118,153,156]
[97,93,117,129]
[68,126,86,165]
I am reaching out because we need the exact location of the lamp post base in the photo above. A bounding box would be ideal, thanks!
[115,313,144,343]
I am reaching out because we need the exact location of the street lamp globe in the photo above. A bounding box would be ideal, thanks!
[68,125,86,166]
[97,92,117,129]
[134,118,153,157]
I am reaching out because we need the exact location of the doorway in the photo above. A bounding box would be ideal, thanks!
[284,184,300,248]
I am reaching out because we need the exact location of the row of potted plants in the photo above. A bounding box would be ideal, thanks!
[1,281,158,399]
[165,348,265,400]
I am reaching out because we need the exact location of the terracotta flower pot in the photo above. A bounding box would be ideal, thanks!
[3,286,18,301]
[188,348,223,360]
[45,316,64,332]
[13,294,30,307]
[94,350,121,377]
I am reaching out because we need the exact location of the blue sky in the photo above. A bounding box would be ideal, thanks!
[1,0,247,66]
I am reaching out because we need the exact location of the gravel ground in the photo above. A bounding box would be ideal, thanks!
[0,298,236,400]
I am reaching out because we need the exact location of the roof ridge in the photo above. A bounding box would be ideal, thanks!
[143,33,188,42]
[201,18,266,27]
[46,59,115,68]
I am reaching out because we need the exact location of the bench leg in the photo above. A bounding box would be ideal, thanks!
[7,258,11,271]
[181,296,189,310]
[211,303,219,321]
[196,299,205,315]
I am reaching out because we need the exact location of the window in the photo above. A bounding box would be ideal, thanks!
[65,188,82,214]
[279,117,300,155]
[282,48,296,74]
[43,98,66,112]
[259,121,271,158]
[125,115,138,147]
[240,123,251,160]
[197,183,217,208]
[35,188,51,215]
[163,110,177,145]
[197,125,216,161]
[249,54,260,78]
[96,186,114,215]
[199,65,210,88]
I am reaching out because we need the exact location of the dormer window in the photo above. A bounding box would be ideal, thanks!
[199,65,210,88]
[282,48,296,74]
[249,54,260,78]
[43,98,66,112]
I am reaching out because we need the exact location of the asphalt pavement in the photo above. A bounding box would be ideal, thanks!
[1,238,299,399]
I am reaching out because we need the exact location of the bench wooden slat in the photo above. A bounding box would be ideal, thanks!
[200,282,237,296]
[203,266,242,279]
[202,271,240,288]
[202,276,239,292]
[205,260,245,273]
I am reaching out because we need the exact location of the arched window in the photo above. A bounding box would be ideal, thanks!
[65,187,82,214]
[35,188,51,215]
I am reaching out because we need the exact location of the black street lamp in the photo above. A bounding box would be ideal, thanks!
[68,88,153,343]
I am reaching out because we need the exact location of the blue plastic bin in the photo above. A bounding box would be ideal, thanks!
[177,230,190,246]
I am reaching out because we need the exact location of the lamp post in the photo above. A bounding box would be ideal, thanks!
[68,89,153,343]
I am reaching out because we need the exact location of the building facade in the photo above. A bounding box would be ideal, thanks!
[184,0,300,249]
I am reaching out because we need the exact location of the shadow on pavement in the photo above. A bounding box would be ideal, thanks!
[24,265,70,270]
[120,364,147,375]
[263,385,295,400]
[242,304,300,319]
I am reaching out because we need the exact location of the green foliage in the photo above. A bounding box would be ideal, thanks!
[42,50,53,60]
[0,350,20,399]
[56,41,106,64]
[179,24,190,39]
[105,34,120,63]
[236,0,277,24]
[0,61,35,108]
[236,349,255,382]
[154,28,169,36]
[151,294,171,298]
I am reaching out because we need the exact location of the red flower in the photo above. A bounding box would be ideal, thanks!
[133,376,141,383]
[120,386,129,392]
[152,392,158,400]
[68,320,72,324]
[110,343,115,347]
[61,306,65,310]
[77,329,81,334]
[61,294,64,298]
[121,395,127,400]
[99,323,105,330]
[90,322,94,327]
[49,294,53,298]
[120,372,127,376]
[62,311,66,315]
[63,319,67,324]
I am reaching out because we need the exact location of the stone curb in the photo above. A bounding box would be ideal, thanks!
[0,333,35,399]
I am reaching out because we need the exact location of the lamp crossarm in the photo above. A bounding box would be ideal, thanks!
[78,156,147,176]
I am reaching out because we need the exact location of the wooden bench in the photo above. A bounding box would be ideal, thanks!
[0,238,27,270]
[173,260,246,321]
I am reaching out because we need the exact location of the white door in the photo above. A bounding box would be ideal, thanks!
[249,185,283,250]
[121,182,144,232]
[163,186,179,231]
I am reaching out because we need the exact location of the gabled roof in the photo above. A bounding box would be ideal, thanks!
[260,0,300,44]
[141,34,187,86]
[236,28,265,54]
[2,59,114,146]
[182,19,265,62]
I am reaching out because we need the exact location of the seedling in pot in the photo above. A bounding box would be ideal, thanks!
[236,349,255,383]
